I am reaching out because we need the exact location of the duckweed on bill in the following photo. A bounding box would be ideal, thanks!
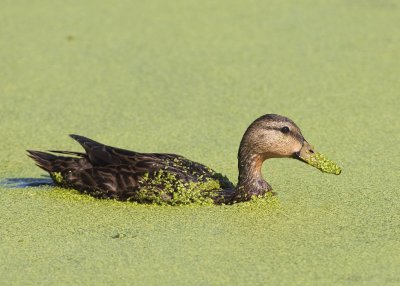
[304,152,342,175]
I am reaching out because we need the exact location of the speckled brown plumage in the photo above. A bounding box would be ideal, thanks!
[28,135,234,202]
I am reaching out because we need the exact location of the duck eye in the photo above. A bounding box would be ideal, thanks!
[280,126,290,134]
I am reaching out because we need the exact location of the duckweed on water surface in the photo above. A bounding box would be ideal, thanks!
[40,186,279,210]
[304,152,342,175]
[2,1,399,284]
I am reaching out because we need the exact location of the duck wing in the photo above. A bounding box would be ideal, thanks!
[68,134,216,179]
[69,134,136,165]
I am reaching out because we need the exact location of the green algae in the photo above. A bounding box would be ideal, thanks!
[304,152,342,175]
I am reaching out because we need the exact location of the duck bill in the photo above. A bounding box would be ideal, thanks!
[293,141,341,175]
[293,141,315,163]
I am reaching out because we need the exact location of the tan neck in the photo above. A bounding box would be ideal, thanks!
[234,149,271,202]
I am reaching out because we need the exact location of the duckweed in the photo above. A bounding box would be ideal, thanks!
[133,170,221,205]
[234,192,280,210]
[304,152,342,175]
[51,172,63,184]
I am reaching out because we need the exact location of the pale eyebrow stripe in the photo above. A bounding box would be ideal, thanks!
[266,127,304,143]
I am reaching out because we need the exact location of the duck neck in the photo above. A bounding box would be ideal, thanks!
[233,146,272,202]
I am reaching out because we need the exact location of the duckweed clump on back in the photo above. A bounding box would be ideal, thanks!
[51,172,63,184]
[304,152,341,175]
[132,170,220,206]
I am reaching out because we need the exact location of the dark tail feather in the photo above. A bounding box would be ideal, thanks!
[27,150,58,173]
[69,134,105,151]
[47,150,86,157]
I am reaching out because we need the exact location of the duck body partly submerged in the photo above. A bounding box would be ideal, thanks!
[28,114,341,204]
[28,135,234,204]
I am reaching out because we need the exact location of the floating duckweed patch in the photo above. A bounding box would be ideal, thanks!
[304,152,342,175]
[38,185,280,212]
[233,193,280,210]
[52,188,94,201]
[133,170,220,205]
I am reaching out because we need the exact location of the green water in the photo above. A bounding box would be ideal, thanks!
[1,1,399,285]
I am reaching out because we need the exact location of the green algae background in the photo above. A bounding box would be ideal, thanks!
[1,0,399,285]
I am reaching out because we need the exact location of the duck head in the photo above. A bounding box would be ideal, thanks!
[235,114,341,201]
[240,114,307,159]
